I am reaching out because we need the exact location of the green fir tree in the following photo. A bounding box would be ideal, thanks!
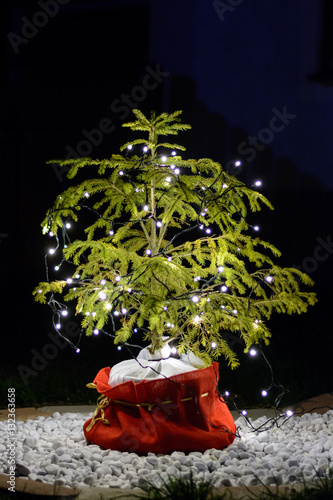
[33,109,316,368]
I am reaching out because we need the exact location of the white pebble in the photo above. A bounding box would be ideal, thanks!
[23,437,36,448]
[109,477,125,488]
[4,408,333,490]
[45,464,59,475]
[236,440,247,451]
[52,441,63,450]
[15,461,31,476]
[287,459,299,467]
[146,456,159,466]
[223,466,241,477]
[264,444,275,454]
[84,474,96,485]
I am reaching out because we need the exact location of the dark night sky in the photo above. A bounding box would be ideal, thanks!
[1,0,332,396]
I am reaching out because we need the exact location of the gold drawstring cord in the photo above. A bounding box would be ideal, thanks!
[85,390,111,432]
[86,383,97,389]
[85,382,209,431]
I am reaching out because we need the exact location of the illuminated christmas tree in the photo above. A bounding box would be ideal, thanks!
[33,109,316,369]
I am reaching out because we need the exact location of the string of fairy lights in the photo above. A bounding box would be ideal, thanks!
[40,144,302,431]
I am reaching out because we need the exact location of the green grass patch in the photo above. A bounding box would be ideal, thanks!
[139,473,333,500]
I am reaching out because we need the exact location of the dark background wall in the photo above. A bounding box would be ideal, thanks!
[1,0,332,402]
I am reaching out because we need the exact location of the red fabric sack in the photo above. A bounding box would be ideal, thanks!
[83,362,236,454]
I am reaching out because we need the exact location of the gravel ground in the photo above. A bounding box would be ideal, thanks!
[1,410,333,490]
